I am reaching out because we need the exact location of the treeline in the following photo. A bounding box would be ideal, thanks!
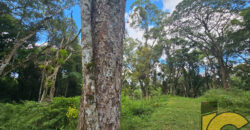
[122,0,250,98]
[0,0,82,102]
[0,0,249,103]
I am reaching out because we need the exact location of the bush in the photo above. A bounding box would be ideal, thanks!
[121,96,160,130]
[0,96,80,130]
[203,88,250,114]
[0,95,162,130]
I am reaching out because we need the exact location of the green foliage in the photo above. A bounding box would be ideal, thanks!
[85,62,95,74]
[48,79,53,87]
[39,65,45,69]
[230,64,250,90]
[133,89,142,100]
[45,65,54,72]
[130,0,162,30]
[59,49,68,59]
[1,89,250,129]
[50,48,57,53]
[0,77,19,102]
[66,105,79,129]
[121,96,161,129]
[121,89,250,130]
[0,96,80,130]
[204,88,250,114]
[66,106,79,119]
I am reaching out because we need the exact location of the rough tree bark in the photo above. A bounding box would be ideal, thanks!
[93,0,125,128]
[78,0,125,129]
[77,0,99,129]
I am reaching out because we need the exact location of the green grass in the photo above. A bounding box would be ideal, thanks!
[121,89,250,130]
[121,96,204,130]
[142,96,203,130]
[0,88,250,130]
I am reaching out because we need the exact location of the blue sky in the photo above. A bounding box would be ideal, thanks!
[38,0,183,44]
[42,0,249,44]
[65,0,167,31]
[58,0,249,74]
[66,0,249,31]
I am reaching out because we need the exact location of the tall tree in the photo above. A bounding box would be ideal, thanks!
[170,0,247,89]
[78,0,126,129]
[128,0,163,98]
[0,0,77,77]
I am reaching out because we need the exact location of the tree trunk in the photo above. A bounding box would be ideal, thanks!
[64,82,69,97]
[139,79,146,98]
[48,53,72,101]
[145,79,150,98]
[217,57,228,89]
[38,71,45,101]
[78,0,125,129]
[49,65,61,101]
[77,0,99,129]
[93,0,125,129]
[152,70,157,90]
[162,81,168,94]
[40,77,49,102]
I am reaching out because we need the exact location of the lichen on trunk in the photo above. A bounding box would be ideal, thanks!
[92,0,125,129]
[77,0,99,129]
[78,0,126,129]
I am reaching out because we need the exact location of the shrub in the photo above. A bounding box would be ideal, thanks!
[121,96,160,130]
[203,88,250,114]
[0,96,80,130]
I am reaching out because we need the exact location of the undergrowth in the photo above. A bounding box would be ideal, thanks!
[0,88,250,130]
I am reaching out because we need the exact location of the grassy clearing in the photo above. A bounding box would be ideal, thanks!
[142,96,203,130]
[122,89,250,130]
[121,95,204,130]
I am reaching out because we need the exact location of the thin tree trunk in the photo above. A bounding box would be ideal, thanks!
[48,53,72,101]
[49,65,61,101]
[145,80,150,98]
[139,79,146,98]
[39,70,45,101]
[217,57,228,89]
[64,82,69,97]
[40,77,49,102]
[162,81,168,94]
[38,57,48,101]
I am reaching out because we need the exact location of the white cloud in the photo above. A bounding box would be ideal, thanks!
[125,12,145,42]
[125,12,157,46]
[162,0,183,12]
[35,42,48,47]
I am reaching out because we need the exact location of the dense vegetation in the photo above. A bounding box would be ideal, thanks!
[0,89,250,129]
[0,0,249,129]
